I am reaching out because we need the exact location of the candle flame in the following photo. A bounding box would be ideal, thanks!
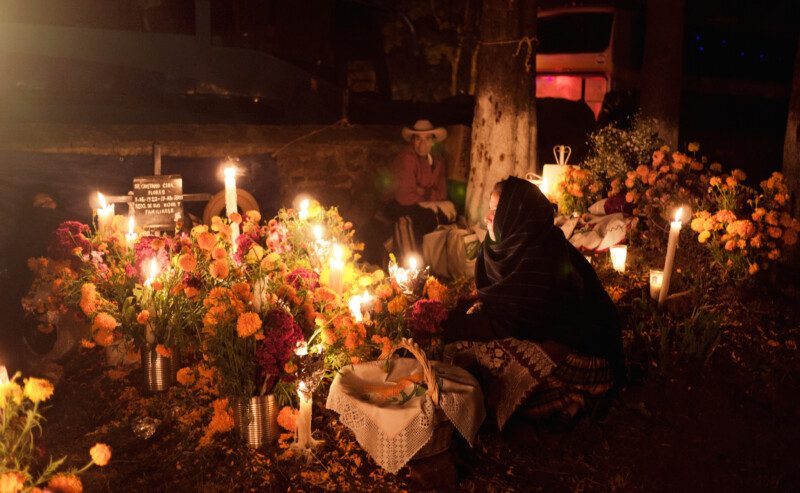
[223,166,237,180]
[361,289,371,303]
[97,192,107,209]
[312,224,324,241]
[407,255,418,271]
[128,216,136,235]
[674,207,684,223]
[332,243,343,260]
[0,366,8,384]
[145,258,159,285]
[298,381,308,393]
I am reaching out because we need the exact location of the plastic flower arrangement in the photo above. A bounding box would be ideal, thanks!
[0,369,111,491]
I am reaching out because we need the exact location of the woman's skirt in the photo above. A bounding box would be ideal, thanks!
[445,338,613,429]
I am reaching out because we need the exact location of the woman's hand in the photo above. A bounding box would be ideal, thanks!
[466,300,483,315]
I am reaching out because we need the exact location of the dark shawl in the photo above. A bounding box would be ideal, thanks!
[474,176,624,378]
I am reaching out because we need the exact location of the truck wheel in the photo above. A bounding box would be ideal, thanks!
[203,189,260,225]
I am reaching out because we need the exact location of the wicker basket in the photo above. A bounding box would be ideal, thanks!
[380,339,454,459]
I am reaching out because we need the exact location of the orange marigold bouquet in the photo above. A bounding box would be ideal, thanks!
[557,167,604,215]
[690,171,799,280]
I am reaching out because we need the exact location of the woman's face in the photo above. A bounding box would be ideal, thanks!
[485,191,500,241]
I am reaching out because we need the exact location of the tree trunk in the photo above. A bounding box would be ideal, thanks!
[640,0,684,149]
[465,0,537,224]
[783,34,800,218]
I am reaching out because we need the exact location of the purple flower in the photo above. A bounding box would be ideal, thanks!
[234,233,257,264]
[286,267,319,291]
[183,273,203,290]
[48,221,92,260]
[407,299,448,336]
[256,309,304,379]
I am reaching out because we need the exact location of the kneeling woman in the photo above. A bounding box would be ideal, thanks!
[443,176,624,427]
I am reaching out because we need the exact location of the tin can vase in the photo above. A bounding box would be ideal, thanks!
[141,345,179,392]
[233,395,279,448]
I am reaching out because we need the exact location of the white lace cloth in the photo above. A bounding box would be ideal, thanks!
[326,358,485,473]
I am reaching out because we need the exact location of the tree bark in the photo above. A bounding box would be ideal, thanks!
[783,34,800,218]
[640,0,684,149]
[465,0,537,224]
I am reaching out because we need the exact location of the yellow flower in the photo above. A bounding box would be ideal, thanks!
[89,443,112,467]
[23,377,54,403]
[424,277,449,304]
[197,231,217,251]
[687,142,700,153]
[387,296,407,315]
[245,210,261,223]
[79,283,98,316]
[0,471,25,493]
[0,381,24,409]
[236,312,262,338]
[698,230,711,244]
[47,474,83,493]
[176,367,195,386]
[211,246,228,260]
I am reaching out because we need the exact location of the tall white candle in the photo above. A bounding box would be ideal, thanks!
[609,245,628,273]
[0,365,8,384]
[298,199,310,221]
[296,381,313,448]
[658,208,683,307]
[329,244,344,294]
[96,193,115,236]
[223,165,240,249]
[348,294,363,322]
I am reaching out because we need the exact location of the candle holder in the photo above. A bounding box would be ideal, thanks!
[609,245,628,273]
[649,269,664,300]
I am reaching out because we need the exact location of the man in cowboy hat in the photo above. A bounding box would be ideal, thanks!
[362,120,450,266]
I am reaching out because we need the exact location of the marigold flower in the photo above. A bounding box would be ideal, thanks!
[387,296,407,315]
[423,277,449,304]
[752,208,766,222]
[92,313,117,332]
[210,259,229,279]
[732,169,747,181]
[284,361,297,374]
[197,231,216,251]
[768,227,783,239]
[228,211,242,224]
[23,377,54,403]
[232,282,253,303]
[748,263,760,275]
[768,249,781,260]
[245,210,262,223]
[80,338,96,349]
[277,406,298,432]
[725,176,738,188]
[155,344,172,358]
[184,287,200,299]
[724,239,737,251]
[199,398,235,447]
[178,253,197,272]
[709,177,722,187]
[0,471,25,493]
[375,284,394,300]
[687,142,700,153]
[79,283,98,316]
[176,367,195,386]
[698,231,711,244]
[89,443,112,467]
[0,381,24,408]
[710,162,722,172]
[137,310,150,325]
[47,474,83,493]
[237,312,262,337]
[784,229,798,246]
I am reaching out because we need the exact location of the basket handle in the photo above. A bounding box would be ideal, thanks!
[379,338,440,407]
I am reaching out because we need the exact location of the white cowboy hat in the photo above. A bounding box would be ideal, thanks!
[402,120,447,142]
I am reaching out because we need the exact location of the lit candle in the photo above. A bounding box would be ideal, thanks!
[609,245,628,273]
[96,193,115,235]
[649,269,664,300]
[312,224,324,242]
[360,290,373,321]
[407,255,419,272]
[328,244,344,294]
[298,199,310,221]
[348,294,363,322]
[125,215,138,249]
[144,257,159,287]
[295,341,309,357]
[658,207,684,307]
[0,365,8,384]
[295,381,314,449]
[223,165,240,249]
